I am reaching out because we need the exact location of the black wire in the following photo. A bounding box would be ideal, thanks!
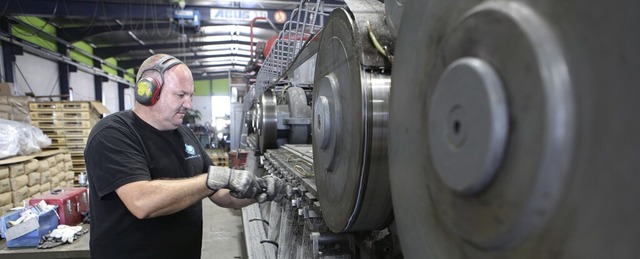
[0,0,11,18]
[62,0,99,34]
[100,0,114,32]
[129,0,139,32]
[13,61,36,95]
[13,0,58,38]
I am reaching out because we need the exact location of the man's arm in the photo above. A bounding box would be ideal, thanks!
[208,189,256,209]
[116,174,213,219]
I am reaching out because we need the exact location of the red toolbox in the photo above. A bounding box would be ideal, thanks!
[29,188,89,226]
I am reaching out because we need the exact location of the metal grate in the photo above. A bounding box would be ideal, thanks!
[247,0,331,109]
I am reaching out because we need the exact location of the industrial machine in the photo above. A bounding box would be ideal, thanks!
[236,0,640,258]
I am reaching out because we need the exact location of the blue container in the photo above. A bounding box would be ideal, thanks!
[0,208,59,248]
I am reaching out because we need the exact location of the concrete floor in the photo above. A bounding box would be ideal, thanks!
[201,200,247,259]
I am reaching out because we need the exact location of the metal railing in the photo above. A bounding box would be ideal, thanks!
[247,0,332,109]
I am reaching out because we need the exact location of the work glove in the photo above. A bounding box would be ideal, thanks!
[206,166,261,199]
[256,175,291,203]
[49,225,83,243]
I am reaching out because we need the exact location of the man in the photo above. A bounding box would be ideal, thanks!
[84,54,285,258]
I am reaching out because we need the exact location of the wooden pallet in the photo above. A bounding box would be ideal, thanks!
[40,128,92,136]
[29,102,59,111]
[61,102,90,111]
[210,153,229,167]
[31,120,92,129]
[64,136,88,146]
[29,101,91,111]
[31,111,93,120]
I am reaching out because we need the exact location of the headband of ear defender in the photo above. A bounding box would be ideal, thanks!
[135,56,183,106]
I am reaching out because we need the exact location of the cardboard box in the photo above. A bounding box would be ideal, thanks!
[0,166,8,179]
[0,192,11,206]
[11,186,28,204]
[27,185,40,197]
[40,171,51,184]
[40,182,51,193]
[65,171,74,181]
[10,175,29,191]
[9,163,25,178]
[0,179,10,193]
[0,104,10,113]
[37,160,49,173]
[0,83,14,96]
[28,172,40,187]
[0,204,12,216]
[24,159,39,174]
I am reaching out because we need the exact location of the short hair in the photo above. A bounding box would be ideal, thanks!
[136,54,176,81]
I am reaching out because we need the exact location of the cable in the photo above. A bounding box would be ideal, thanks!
[366,21,393,63]
[99,0,115,32]
[13,0,58,41]
[0,0,10,18]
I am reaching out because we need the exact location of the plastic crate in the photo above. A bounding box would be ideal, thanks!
[0,207,59,248]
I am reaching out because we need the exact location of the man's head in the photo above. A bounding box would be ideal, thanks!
[134,54,194,130]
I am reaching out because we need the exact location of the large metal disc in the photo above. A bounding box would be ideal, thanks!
[259,90,278,153]
[390,0,640,258]
[312,6,393,233]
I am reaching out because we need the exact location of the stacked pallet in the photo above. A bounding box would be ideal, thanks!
[210,152,230,167]
[29,101,110,184]
[0,150,74,215]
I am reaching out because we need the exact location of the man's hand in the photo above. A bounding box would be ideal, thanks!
[206,166,261,199]
[256,175,291,203]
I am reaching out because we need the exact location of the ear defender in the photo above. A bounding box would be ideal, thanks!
[135,56,184,106]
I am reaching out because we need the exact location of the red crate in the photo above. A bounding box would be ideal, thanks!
[29,187,88,226]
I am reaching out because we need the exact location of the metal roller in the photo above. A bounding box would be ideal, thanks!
[389,0,640,258]
[312,1,394,233]
[245,108,255,134]
[285,87,312,144]
[259,89,278,153]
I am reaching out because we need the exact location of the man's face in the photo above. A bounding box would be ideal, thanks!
[151,65,194,130]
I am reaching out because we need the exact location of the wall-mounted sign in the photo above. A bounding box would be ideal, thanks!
[210,9,269,21]
[274,10,287,23]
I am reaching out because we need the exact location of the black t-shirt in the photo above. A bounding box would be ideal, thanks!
[84,110,213,259]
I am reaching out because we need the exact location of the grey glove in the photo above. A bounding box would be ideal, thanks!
[256,175,291,203]
[206,166,261,199]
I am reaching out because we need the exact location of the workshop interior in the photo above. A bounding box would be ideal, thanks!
[0,0,638,258]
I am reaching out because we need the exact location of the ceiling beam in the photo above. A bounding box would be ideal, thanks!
[118,53,251,69]
[94,40,249,58]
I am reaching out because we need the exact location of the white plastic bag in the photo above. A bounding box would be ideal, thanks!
[0,119,51,159]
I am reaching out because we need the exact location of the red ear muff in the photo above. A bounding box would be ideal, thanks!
[134,56,184,106]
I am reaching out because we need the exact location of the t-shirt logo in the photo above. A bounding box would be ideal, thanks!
[185,144,196,156]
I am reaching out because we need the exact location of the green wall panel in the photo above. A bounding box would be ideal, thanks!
[125,68,135,83]
[193,78,229,96]
[101,57,118,76]
[12,17,57,52]
[194,80,211,96]
[70,41,93,66]
[212,78,228,96]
